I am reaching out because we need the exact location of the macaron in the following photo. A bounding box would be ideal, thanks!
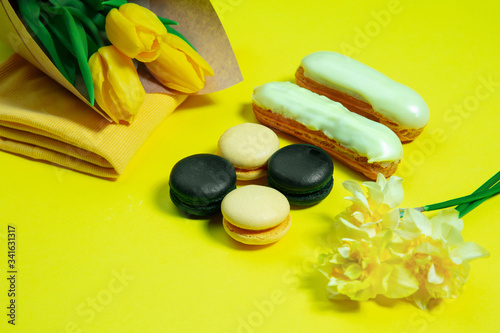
[218,123,280,180]
[267,144,334,206]
[221,185,291,245]
[169,154,237,217]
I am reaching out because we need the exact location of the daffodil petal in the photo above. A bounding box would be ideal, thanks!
[334,217,371,240]
[363,182,384,206]
[402,208,432,237]
[428,264,444,284]
[414,242,440,255]
[338,244,351,258]
[381,208,399,230]
[450,242,490,264]
[344,180,371,212]
[344,263,363,280]
[382,265,419,298]
[383,175,404,208]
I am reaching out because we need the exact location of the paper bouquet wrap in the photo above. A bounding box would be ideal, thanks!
[0,0,242,178]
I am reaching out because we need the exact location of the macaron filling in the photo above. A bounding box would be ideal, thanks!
[223,215,291,244]
[221,185,291,244]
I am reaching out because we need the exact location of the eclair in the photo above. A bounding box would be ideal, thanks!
[252,82,403,180]
[295,51,429,142]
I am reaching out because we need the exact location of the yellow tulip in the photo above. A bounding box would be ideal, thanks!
[145,33,215,93]
[105,3,167,62]
[88,45,145,123]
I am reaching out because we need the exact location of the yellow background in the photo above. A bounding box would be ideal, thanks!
[1,0,499,332]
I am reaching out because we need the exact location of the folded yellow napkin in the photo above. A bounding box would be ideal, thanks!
[0,54,187,178]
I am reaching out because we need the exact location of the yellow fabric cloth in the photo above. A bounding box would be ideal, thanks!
[0,53,187,178]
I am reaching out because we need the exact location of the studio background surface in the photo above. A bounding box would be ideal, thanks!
[1,0,499,332]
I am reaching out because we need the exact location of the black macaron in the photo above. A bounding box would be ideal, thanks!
[267,144,334,205]
[169,154,237,217]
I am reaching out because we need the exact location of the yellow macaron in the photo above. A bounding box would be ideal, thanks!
[221,185,291,245]
[218,123,280,180]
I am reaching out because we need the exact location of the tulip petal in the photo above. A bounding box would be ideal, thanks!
[146,42,205,93]
[163,34,214,76]
[90,46,145,123]
[119,3,167,36]
[89,51,108,117]
[106,8,143,59]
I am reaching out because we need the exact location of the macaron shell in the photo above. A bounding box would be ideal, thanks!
[221,185,290,230]
[218,123,280,169]
[170,154,236,204]
[269,176,333,206]
[267,144,334,193]
[169,154,237,216]
[170,189,230,216]
[223,215,291,245]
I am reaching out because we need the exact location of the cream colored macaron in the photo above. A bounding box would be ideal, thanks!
[221,185,291,245]
[218,123,280,180]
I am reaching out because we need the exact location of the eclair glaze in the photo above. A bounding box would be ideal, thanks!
[252,82,403,164]
[300,51,429,129]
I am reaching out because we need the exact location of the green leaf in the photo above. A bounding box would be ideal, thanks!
[86,34,99,58]
[45,14,75,56]
[49,0,85,12]
[75,17,88,57]
[18,0,71,81]
[91,12,106,31]
[62,7,95,105]
[102,0,128,8]
[42,14,76,84]
[80,0,104,11]
[158,16,178,26]
[43,13,76,83]
[66,6,104,48]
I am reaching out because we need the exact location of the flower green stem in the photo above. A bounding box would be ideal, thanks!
[423,186,500,212]
[455,171,500,217]
[458,181,500,218]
